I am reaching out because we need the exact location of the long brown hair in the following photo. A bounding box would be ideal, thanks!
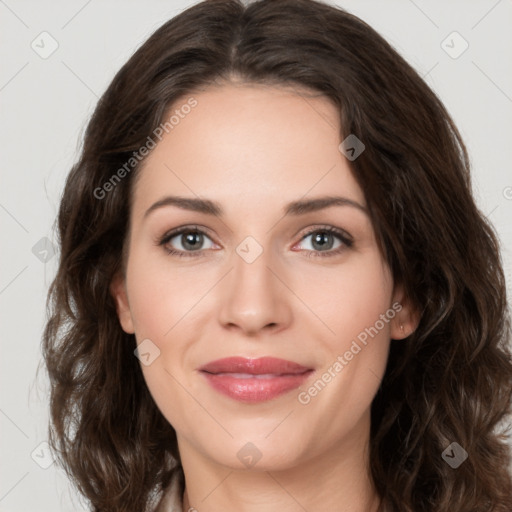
[42,0,512,510]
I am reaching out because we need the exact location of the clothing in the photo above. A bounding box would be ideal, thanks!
[154,469,185,512]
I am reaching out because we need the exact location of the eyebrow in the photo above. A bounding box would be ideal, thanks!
[143,195,368,220]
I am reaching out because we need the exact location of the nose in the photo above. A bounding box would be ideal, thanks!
[217,244,293,336]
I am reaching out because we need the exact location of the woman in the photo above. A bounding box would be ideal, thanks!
[42,0,512,511]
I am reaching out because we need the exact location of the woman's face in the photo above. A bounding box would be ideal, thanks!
[112,82,411,472]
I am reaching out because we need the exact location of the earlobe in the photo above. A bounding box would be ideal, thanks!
[390,284,420,340]
[110,273,135,334]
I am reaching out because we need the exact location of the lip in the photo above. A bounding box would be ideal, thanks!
[199,357,314,403]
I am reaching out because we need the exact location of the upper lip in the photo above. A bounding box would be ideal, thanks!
[199,357,313,375]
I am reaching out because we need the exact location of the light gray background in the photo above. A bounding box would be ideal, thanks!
[1,0,511,510]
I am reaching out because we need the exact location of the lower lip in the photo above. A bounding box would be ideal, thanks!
[200,371,314,403]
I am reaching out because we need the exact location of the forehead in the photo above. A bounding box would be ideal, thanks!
[131,82,366,220]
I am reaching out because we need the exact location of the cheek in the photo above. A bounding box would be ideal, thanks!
[309,252,393,345]
[125,251,206,343]
[126,254,201,428]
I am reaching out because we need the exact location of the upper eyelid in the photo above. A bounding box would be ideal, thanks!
[160,224,215,243]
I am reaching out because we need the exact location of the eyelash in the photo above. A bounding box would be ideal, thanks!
[157,224,353,259]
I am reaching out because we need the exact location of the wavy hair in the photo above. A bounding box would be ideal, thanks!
[42,0,512,510]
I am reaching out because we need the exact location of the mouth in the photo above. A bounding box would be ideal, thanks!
[198,357,315,403]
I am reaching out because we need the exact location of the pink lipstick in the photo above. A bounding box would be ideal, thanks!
[199,357,314,403]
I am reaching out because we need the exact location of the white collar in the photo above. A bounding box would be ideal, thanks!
[154,469,185,512]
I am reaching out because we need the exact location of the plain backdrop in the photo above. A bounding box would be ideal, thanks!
[1,0,511,510]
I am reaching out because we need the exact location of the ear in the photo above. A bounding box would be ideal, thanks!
[110,272,135,334]
[390,283,420,340]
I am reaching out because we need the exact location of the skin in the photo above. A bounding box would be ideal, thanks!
[111,82,418,512]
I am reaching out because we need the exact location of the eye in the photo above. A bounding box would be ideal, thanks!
[157,224,353,259]
[294,226,353,258]
[158,226,216,258]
